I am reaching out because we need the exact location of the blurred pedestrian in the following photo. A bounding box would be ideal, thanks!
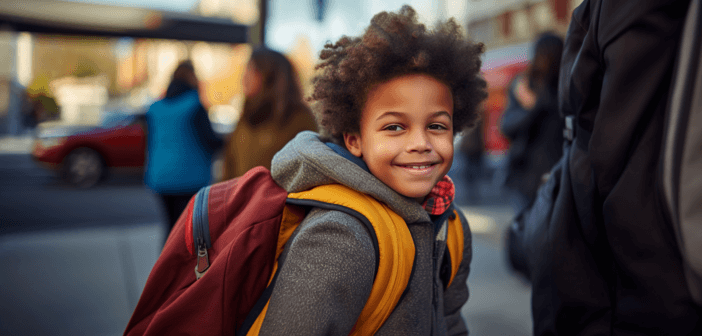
[19,90,36,131]
[499,32,564,213]
[144,60,223,235]
[222,47,317,180]
[457,118,484,204]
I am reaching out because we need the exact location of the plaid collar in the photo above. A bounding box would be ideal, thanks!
[421,175,455,216]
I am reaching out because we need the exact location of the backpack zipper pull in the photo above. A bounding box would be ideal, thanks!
[195,238,210,280]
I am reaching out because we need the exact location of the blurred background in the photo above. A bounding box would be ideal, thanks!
[0,0,582,335]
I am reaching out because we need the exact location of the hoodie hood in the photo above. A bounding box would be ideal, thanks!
[271,131,431,225]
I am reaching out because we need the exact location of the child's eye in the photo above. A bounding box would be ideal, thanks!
[383,124,405,132]
[428,123,449,131]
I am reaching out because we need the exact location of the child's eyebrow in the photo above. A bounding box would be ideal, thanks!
[432,111,452,119]
[375,111,452,121]
[375,111,406,121]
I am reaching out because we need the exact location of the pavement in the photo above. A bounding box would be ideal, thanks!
[0,134,530,336]
[1,134,164,336]
[0,224,165,336]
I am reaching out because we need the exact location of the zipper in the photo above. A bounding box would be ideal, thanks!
[194,186,212,280]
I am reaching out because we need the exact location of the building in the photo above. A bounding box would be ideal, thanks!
[0,0,248,134]
[467,0,584,50]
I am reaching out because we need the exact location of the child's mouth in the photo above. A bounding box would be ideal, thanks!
[396,163,438,171]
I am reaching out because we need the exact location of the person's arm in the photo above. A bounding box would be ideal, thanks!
[258,208,376,335]
[443,210,473,336]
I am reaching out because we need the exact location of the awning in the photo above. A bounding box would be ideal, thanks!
[0,0,248,43]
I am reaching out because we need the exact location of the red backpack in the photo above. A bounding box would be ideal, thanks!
[124,166,465,336]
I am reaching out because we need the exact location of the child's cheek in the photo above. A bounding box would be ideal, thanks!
[440,139,455,172]
[373,143,399,162]
[371,140,394,154]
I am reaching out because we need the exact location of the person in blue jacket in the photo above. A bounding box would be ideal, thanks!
[144,60,223,234]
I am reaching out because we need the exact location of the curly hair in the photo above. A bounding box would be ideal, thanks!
[309,5,487,145]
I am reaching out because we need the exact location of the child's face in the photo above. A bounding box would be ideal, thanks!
[344,74,454,202]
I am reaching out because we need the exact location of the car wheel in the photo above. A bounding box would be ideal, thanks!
[62,147,104,188]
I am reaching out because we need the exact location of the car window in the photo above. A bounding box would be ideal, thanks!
[101,113,147,128]
[101,113,131,128]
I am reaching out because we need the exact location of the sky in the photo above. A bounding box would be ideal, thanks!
[266,0,462,56]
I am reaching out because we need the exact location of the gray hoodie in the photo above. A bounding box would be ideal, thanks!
[260,131,472,335]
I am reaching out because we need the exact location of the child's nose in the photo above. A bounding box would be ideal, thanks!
[407,130,432,153]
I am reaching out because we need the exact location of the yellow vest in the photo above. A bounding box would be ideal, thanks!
[246,184,464,335]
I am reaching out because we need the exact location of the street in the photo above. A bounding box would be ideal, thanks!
[0,140,532,335]
[0,153,162,235]
[0,148,166,336]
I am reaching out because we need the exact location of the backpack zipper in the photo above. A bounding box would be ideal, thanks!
[193,186,212,280]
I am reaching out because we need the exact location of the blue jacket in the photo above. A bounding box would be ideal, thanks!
[144,89,223,195]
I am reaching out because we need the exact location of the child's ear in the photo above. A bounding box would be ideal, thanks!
[343,132,363,158]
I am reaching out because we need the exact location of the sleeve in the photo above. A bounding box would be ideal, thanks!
[587,0,689,197]
[193,104,223,155]
[443,209,473,336]
[258,208,377,335]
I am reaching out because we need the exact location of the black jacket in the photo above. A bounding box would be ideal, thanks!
[531,0,701,334]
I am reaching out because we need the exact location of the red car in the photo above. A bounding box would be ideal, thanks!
[32,113,147,188]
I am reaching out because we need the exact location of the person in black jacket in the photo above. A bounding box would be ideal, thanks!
[500,32,564,213]
[525,0,702,334]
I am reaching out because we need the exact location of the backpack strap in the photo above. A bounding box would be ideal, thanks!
[244,184,415,336]
[444,209,465,288]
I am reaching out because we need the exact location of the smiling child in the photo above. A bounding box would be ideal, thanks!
[257,5,487,335]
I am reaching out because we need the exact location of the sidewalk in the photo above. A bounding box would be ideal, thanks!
[0,223,164,336]
[1,138,166,335]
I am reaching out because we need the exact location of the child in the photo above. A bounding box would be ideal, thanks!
[260,5,486,335]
